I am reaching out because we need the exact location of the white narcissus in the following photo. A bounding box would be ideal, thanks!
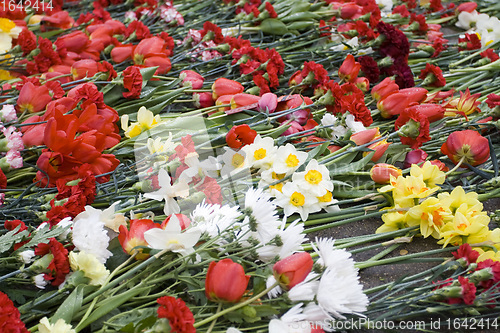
[144,168,190,216]
[144,215,201,255]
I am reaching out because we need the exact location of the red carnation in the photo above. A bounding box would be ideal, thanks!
[419,63,446,87]
[486,93,500,109]
[0,168,6,189]
[395,107,431,149]
[34,238,70,286]
[17,29,37,56]
[0,292,29,333]
[458,33,481,51]
[265,2,278,18]
[157,296,196,333]
[122,66,143,99]
[452,244,479,265]
[125,20,151,40]
[480,49,500,62]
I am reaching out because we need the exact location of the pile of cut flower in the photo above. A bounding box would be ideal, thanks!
[1,0,500,331]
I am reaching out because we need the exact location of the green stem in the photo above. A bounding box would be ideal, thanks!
[193,281,279,328]
[445,155,466,176]
[206,303,222,333]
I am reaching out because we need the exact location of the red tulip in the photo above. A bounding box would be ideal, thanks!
[16,82,52,113]
[71,59,99,80]
[370,163,402,184]
[398,87,428,104]
[230,93,260,109]
[288,70,304,87]
[21,115,46,147]
[55,31,90,54]
[456,2,477,13]
[143,56,172,74]
[215,94,233,112]
[378,92,410,118]
[41,11,74,30]
[340,3,362,19]
[441,130,490,166]
[111,45,135,63]
[355,77,370,92]
[338,54,361,83]
[226,124,257,149]
[180,70,204,89]
[212,78,244,100]
[273,252,313,290]
[118,219,161,260]
[350,128,380,145]
[407,104,445,123]
[371,77,399,101]
[365,139,391,162]
[205,259,250,303]
[133,37,167,65]
[194,92,214,108]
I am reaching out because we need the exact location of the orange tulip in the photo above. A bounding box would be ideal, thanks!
[370,163,402,184]
[378,92,410,118]
[371,77,399,101]
[338,54,361,83]
[350,128,380,145]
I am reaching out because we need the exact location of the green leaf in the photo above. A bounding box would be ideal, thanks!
[52,284,85,323]
[139,66,159,82]
[330,151,374,177]
[0,226,29,254]
[15,224,70,253]
[306,142,329,163]
[76,286,151,331]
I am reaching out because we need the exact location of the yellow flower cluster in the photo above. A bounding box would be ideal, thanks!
[377,162,499,261]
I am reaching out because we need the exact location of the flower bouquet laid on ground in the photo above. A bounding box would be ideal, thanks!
[2,0,500,331]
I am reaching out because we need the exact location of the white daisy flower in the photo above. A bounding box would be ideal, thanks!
[288,272,320,302]
[190,201,241,237]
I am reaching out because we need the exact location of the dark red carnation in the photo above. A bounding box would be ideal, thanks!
[358,55,380,83]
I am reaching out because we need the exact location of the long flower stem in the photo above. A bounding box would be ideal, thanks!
[193,281,279,328]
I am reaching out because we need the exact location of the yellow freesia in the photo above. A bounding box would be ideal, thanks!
[438,204,490,247]
[380,174,438,208]
[438,186,482,214]
[376,207,408,234]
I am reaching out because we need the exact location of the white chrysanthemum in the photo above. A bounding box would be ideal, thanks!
[288,272,320,302]
[241,188,281,242]
[69,251,110,286]
[316,268,369,319]
[39,317,75,333]
[345,113,366,133]
[292,159,333,197]
[266,275,283,298]
[272,144,308,176]
[190,201,241,237]
[241,135,277,170]
[144,168,190,215]
[257,218,307,262]
[72,206,113,263]
[312,238,357,277]
[268,304,311,333]
[275,182,320,221]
